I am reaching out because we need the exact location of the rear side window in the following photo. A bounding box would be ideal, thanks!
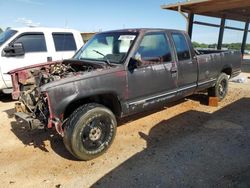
[52,33,77,51]
[15,33,47,53]
[172,33,190,61]
[135,33,172,64]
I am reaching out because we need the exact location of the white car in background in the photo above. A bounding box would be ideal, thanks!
[0,27,84,93]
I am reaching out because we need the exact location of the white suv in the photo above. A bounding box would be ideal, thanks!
[0,27,84,93]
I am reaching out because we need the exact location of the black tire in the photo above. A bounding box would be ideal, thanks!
[63,103,117,161]
[208,73,229,101]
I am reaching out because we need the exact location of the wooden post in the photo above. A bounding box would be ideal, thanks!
[241,19,249,54]
[187,13,194,39]
[217,18,225,50]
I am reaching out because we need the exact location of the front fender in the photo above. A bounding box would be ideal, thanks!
[46,71,127,123]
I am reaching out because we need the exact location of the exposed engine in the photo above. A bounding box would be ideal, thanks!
[16,60,104,128]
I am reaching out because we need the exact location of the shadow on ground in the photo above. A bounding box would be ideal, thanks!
[0,93,13,103]
[6,99,187,161]
[9,120,80,160]
[117,98,186,126]
[1,94,78,160]
[92,98,250,188]
[242,59,250,73]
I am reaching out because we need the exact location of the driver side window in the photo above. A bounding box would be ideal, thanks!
[14,33,47,53]
[134,33,172,66]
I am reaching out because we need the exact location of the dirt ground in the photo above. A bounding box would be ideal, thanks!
[0,70,250,187]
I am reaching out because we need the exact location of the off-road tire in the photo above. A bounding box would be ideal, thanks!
[208,73,229,101]
[63,103,117,161]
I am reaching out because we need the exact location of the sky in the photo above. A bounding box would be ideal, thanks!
[0,0,249,44]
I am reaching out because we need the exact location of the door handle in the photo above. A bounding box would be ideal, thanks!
[170,68,177,73]
[47,56,52,62]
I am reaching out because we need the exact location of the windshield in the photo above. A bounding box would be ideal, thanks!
[0,29,17,46]
[73,32,138,64]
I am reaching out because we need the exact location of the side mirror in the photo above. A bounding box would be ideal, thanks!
[128,57,141,72]
[3,42,25,57]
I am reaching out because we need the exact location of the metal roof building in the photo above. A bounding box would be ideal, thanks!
[161,0,250,53]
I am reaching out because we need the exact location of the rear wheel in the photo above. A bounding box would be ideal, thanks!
[208,73,229,101]
[63,103,117,160]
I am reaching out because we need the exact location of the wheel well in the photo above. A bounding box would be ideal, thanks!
[63,94,122,119]
[221,67,232,77]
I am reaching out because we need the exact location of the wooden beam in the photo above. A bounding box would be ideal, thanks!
[193,21,220,28]
[225,26,244,32]
[187,13,194,39]
[200,11,249,22]
[160,0,209,10]
[193,0,250,14]
[241,20,249,54]
[161,0,250,22]
[194,21,250,32]
[218,18,225,50]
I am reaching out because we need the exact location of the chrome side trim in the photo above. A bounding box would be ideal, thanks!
[129,84,197,106]
[198,79,216,86]
[129,90,177,105]
[177,84,197,92]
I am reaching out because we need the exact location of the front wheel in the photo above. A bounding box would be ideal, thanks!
[63,103,117,161]
[208,73,229,101]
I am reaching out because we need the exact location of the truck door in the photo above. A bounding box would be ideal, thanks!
[127,32,178,113]
[170,32,197,95]
[1,32,48,88]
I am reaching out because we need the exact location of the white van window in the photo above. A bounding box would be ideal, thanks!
[52,33,77,51]
[15,33,47,53]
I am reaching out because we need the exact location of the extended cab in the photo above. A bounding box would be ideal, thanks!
[9,29,241,160]
[0,27,83,93]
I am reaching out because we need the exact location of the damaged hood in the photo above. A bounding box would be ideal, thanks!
[8,61,62,74]
[40,63,123,92]
[9,58,121,99]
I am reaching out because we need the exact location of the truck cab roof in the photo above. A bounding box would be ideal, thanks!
[99,28,186,34]
[9,27,80,33]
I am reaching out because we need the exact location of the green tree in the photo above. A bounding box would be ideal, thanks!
[0,28,2,33]
[192,41,208,48]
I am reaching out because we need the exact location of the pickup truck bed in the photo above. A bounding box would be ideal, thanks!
[196,50,241,91]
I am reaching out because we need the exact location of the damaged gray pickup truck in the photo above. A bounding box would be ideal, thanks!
[9,29,241,160]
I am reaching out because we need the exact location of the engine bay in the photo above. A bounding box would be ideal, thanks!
[15,60,106,128]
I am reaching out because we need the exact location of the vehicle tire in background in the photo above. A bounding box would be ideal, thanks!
[63,103,117,161]
[208,73,229,101]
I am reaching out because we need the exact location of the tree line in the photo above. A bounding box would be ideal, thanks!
[192,41,250,50]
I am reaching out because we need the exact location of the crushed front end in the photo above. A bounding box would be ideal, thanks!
[15,92,50,130]
[9,60,105,135]
[11,62,67,131]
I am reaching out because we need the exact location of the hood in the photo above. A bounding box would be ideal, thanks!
[8,60,62,74]
[9,58,118,99]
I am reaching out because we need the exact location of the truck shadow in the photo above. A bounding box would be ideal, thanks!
[9,121,80,161]
[242,59,250,73]
[7,99,186,161]
[92,98,250,187]
[187,93,208,105]
[6,98,192,161]
[118,99,186,125]
[0,93,13,103]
